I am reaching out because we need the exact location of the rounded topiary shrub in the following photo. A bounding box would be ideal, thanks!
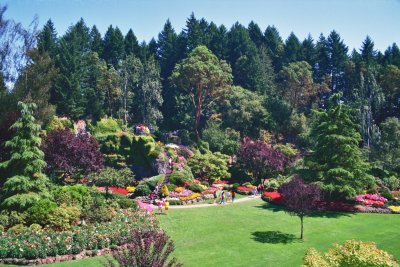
[189,183,204,193]
[117,198,138,209]
[135,183,151,196]
[169,171,191,186]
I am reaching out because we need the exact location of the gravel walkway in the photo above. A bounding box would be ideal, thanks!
[167,195,261,209]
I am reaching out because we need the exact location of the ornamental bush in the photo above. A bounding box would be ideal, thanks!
[169,171,191,186]
[48,204,81,231]
[52,184,92,207]
[26,199,58,226]
[189,183,204,193]
[302,240,399,267]
[135,183,151,197]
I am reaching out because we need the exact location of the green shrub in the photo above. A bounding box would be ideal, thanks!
[27,199,58,226]
[89,167,136,191]
[48,204,81,231]
[0,210,26,227]
[117,198,138,209]
[302,240,399,267]
[29,223,42,231]
[168,199,181,205]
[380,187,393,201]
[135,183,151,196]
[45,116,73,133]
[144,174,164,190]
[92,117,122,136]
[265,179,280,191]
[170,171,192,186]
[82,195,115,223]
[382,176,399,191]
[8,224,26,234]
[189,183,204,193]
[166,184,177,192]
[0,225,4,232]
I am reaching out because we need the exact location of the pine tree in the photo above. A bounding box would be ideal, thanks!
[264,25,284,71]
[327,31,348,93]
[283,32,302,64]
[306,93,374,199]
[184,13,205,52]
[124,29,140,57]
[301,34,316,67]
[102,25,125,67]
[0,102,49,211]
[360,36,377,66]
[89,25,103,56]
[206,23,228,60]
[382,43,400,67]
[37,19,58,56]
[248,21,264,48]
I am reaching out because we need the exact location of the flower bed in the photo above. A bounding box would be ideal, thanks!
[354,205,391,214]
[97,187,129,195]
[388,206,400,213]
[355,194,387,207]
[180,193,202,202]
[169,189,193,198]
[237,186,253,195]
[0,210,157,260]
[263,192,282,202]
[202,186,219,195]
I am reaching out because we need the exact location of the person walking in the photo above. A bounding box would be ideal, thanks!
[220,190,225,204]
[157,199,164,214]
[164,199,170,214]
[213,190,217,204]
[226,191,231,203]
[231,190,236,203]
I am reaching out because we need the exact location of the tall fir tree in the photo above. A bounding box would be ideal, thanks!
[0,102,50,211]
[205,23,228,60]
[37,19,57,56]
[89,25,103,56]
[306,93,374,199]
[360,35,377,66]
[102,25,125,67]
[300,34,316,67]
[124,29,140,58]
[248,21,264,48]
[263,25,284,71]
[283,32,302,64]
[326,30,348,93]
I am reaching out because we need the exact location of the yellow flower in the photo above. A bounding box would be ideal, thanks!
[388,206,400,213]
[126,186,135,193]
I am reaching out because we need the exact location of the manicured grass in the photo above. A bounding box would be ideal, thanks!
[2,257,106,267]
[158,198,400,267]
[3,199,399,267]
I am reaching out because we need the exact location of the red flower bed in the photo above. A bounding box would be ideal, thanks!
[237,186,253,192]
[213,180,229,184]
[97,187,129,195]
[263,191,282,202]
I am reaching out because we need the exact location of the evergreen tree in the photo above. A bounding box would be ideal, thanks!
[89,25,103,56]
[360,35,377,66]
[102,25,125,67]
[52,19,90,118]
[248,21,264,48]
[314,34,330,82]
[184,13,205,52]
[382,43,400,67]
[306,93,374,199]
[37,19,57,56]
[131,57,163,127]
[283,32,302,64]
[327,31,348,93]
[0,102,49,211]
[124,29,140,57]
[206,23,228,60]
[264,25,284,71]
[301,34,316,67]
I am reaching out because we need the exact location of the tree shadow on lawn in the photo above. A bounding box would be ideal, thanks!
[251,231,299,244]
[254,203,353,219]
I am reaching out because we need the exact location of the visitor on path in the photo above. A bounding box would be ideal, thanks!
[213,190,217,203]
[157,199,164,213]
[226,191,231,202]
[220,190,225,204]
[164,199,170,214]
[252,187,258,197]
[231,190,236,203]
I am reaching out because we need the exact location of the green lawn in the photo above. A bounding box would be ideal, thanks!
[158,198,400,267]
[2,198,399,267]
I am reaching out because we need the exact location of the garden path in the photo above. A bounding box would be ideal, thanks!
[167,195,261,209]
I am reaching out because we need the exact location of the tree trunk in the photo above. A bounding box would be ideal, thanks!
[300,215,304,239]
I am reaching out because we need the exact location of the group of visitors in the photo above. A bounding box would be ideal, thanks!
[157,198,170,214]
[213,189,236,204]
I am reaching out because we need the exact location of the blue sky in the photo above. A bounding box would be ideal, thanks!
[2,0,400,52]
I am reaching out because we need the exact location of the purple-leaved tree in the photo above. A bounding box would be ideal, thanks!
[279,177,321,239]
[238,137,287,185]
[42,128,103,181]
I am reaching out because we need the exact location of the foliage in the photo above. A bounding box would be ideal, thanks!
[0,210,27,228]
[89,167,136,192]
[52,184,92,207]
[0,102,50,212]
[302,240,399,267]
[238,137,287,182]
[188,183,204,193]
[44,116,73,133]
[169,170,193,186]
[306,93,375,199]
[382,176,399,191]
[279,177,321,239]
[131,135,160,172]
[171,45,232,141]
[202,121,240,155]
[0,210,158,259]
[105,230,181,267]
[188,150,230,185]
[135,183,151,197]
[47,203,81,231]
[96,132,134,168]
[91,117,122,136]
[42,128,104,180]
[26,199,58,226]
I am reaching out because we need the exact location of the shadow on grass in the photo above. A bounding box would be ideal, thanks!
[254,203,352,218]
[251,231,298,244]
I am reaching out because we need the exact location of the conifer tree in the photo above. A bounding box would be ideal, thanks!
[37,19,58,56]
[306,93,374,199]
[263,26,284,71]
[284,32,302,64]
[0,102,49,211]
[89,25,103,56]
[124,29,140,57]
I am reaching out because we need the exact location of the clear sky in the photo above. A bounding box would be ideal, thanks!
[2,0,400,52]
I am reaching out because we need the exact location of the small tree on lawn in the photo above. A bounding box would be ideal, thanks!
[238,137,287,185]
[42,128,103,181]
[0,102,50,211]
[279,177,321,239]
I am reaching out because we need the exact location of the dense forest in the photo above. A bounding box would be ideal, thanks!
[1,7,400,198]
